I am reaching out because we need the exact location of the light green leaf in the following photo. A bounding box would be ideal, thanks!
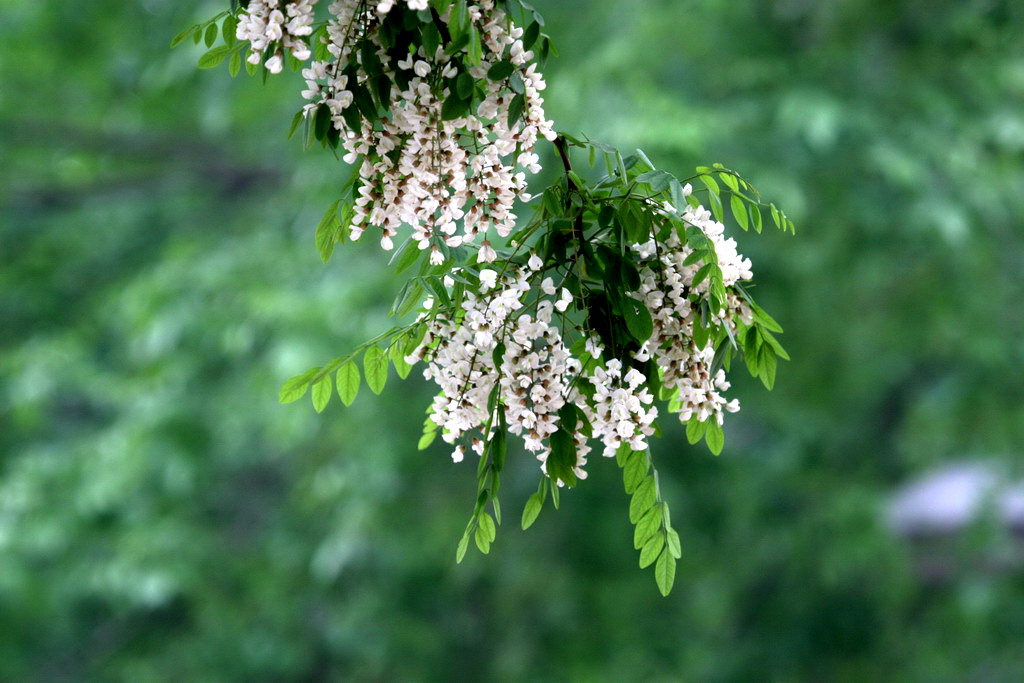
[623,450,646,494]
[311,375,332,413]
[455,531,470,563]
[473,525,491,554]
[228,51,241,77]
[390,340,413,379]
[705,420,725,455]
[279,366,322,404]
[478,512,496,542]
[634,505,661,549]
[730,194,749,231]
[197,45,231,69]
[363,346,388,395]
[417,428,437,451]
[521,493,543,530]
[639,533,665,569]
[629,476,657,523]
[170,25,198,48]
[666,527,682,559]
[336,361,360,407]
[315,200,341,264]
[655,549,676,596]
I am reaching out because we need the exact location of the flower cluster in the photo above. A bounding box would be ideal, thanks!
[237,0,319,73]
[408,259,590,481]
[632,199,754,427]
[296,0,555,263]
[583,358,658,457]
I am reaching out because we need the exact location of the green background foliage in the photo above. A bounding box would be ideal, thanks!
[3,0,1023,680]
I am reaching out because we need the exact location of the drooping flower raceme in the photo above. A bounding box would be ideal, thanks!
[298,0,555,263]
[188,0,794,593]
[237,0,319,73]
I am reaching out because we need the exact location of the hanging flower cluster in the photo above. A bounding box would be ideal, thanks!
[181,0,795,595]
[289,0,556,263]
[632,198,754,428]
[408,260,590,478]
[237,0,319,73]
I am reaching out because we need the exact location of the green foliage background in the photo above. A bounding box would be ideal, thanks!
[3,0,1024,680]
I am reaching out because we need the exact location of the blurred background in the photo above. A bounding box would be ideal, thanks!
[3,0,1024,680]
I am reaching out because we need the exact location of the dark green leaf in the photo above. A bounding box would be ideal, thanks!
[487,60,514,81]
[507,92,525,126]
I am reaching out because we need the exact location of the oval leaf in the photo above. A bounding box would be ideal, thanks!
[336,361,361,407]
[363,346,388,395]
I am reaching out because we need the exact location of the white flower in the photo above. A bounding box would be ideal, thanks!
[479,269,498,290]
[264,53,283,74]
[477,241,497,263]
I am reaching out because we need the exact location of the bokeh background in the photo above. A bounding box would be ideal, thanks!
[3,0,1024,680]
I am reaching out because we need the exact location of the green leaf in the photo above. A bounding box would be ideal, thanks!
[507,93,525,127]
[547,427,578,487]
[666,527,682,559]
[623,450,647,494]
[336,361,361,407]
[700,174,720,196]
[685,417,706,445]
[421,22,441,55]
[417,427,437,451]
[466,22,482,65]
[170,25,198,48]
[228,51,242,77]
[455,531,470,563]
[390,341,413,379]
[730,194,749,231]
[474,525,491,554]
[655,549,676,596]
[691,263,714,288]
[629,476,657,523]
[636,169,673,192]
[478,512,496,542]
[315,200,341,263]
[508,70,524,94]
[521,493,543,530]
[639,533,665,568]
[456,72,474,99]
[634,505,661,549]
[705,420,725,455]
[198,45,231,69]
[487,60,514,81]
[222,15,237,45]
[311,375,332,413]
[522,21,541,51]
[363,346,388,395]
[707,190,724,221]
[204,22,218,48]
[623,298,654,343]
[279,366,322,404]
[442,93,470,121]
